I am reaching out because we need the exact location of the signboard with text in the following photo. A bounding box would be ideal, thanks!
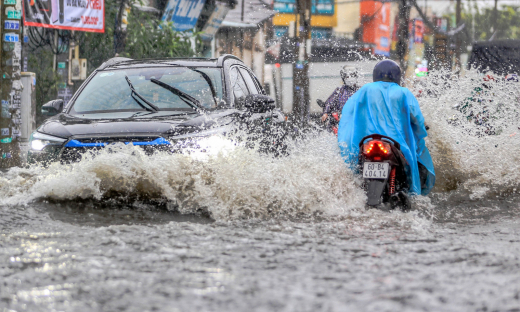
[200,3,229,40]
[273,0,334,15]
[3,33,19,42]
[161,0,206,31]
[23,0,105,33]
[7,9,22,20]
[361,1,390,56]
[4,20,20,30]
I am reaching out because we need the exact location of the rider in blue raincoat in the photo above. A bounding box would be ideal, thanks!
[338,60,435,195]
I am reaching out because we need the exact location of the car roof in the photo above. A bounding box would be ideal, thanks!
[98,54,243,71]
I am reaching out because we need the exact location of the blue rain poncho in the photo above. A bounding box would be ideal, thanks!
[338,81,435,195]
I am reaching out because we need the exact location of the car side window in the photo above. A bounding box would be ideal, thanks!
[229,66,250,108]
[239,68,260,95]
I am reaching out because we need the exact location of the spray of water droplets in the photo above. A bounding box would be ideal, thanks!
[411,69,520,198]
[1,68,518,222]
[0,132,369,220]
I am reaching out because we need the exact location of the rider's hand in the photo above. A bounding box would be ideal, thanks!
[321,113,328,122]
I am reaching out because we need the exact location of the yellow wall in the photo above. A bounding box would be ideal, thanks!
[272,6,338,27]
[334,2,360,34]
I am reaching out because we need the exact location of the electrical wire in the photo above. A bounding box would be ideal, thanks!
[25,26,74,54]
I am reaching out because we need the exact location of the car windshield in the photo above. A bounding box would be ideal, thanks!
[70,66,223,114]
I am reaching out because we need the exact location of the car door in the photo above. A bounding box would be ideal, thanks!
[229,66,251,109]
[240,67,287,155]
[238,67,262,95]
[239,67,284,122]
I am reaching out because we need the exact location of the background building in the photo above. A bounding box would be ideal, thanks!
[272,0,337,39]
[334,1,360,39]
[214,0,276,83]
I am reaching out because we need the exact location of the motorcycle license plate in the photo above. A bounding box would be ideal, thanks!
[363,162,389,179]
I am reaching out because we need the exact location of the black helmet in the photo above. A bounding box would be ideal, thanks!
[373,60,401,85]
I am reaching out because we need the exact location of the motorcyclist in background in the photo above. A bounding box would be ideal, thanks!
[337,60,435,196]
[321,66,360,124]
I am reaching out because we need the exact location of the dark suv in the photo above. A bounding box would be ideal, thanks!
[28,55,285,163]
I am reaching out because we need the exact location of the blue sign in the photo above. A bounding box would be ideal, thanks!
[162,0,206,31]
[4,20,20,30]
[1,100,10,118]
[273,0,334,15]
[3,33,19,43]
[379,37,389,48]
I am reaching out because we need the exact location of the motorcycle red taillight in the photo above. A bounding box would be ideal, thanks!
[363,140,392,158]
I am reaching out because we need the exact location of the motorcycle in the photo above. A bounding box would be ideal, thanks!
[316,99,340,135]
[358,134,411,211]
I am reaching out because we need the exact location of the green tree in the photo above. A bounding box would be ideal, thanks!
[463,4,520,41]
[78,0,201,72]
[124,9,202,59]
[28,50,60,125]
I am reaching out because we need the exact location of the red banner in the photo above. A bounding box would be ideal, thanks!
[23,0,105,33]
[361,1,391,56]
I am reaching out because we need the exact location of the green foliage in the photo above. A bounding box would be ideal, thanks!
[77,0,202,72]
[27,50,60,125]
[124,10,203,59]
[463,4,520,41]
[76,0,119,72]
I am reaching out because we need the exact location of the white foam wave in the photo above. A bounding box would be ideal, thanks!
[0,133,368,220]
[2,68,518,222]
[411,69,520,198]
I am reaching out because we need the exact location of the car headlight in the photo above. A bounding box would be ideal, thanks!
[30,132,66,151]
[169,126,237,160]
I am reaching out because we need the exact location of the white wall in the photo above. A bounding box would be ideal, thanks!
[271,60,377,114]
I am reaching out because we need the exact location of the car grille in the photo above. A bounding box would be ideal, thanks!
[75,137,158,144]
[59,136,171,163]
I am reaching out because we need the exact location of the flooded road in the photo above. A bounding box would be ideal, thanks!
[1,71,520,311]
[1,197,520,312]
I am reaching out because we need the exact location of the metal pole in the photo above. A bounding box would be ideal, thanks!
[0,2,23,167]
[396,0,410,74]
[53,30,58,71]
[491,0,498,39]
[472,0,475,42]
[292,0,311,123]
[455,0,461,70]
[241,0,245,22]
[114,0,127,55]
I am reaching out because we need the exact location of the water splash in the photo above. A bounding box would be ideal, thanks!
[411,69,520,198]
[0,132,366,220]
[1,68,518,223]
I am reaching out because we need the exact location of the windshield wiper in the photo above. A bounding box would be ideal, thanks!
[125,76,160,112]
[158,64,218,107]
[150,78,205,112]
[191,69,218,107]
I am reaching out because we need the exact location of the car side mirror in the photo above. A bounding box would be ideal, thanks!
[243,94,275,113]
[41,99,64,116]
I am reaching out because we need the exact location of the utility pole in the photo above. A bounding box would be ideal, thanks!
[0,0,23,167]
[396,0,410,74]
[114,0,129,55]
[455,0,462,71]
[292,0,311,124]
[491,0,498,39]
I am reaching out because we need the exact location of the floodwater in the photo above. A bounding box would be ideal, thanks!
[1,70,520,311]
